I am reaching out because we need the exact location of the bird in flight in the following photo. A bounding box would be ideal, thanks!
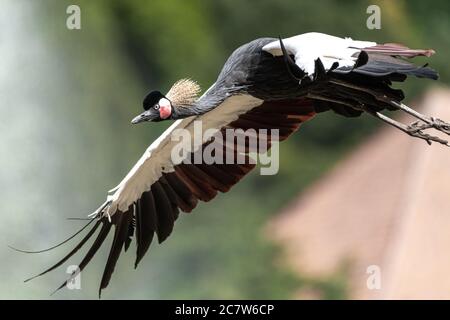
[18,32,449,297]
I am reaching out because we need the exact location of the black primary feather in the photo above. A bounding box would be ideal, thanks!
[159,176,181,219]
[99,208,133,297]
[151,181,175,243]
[24,220,102,282]
[52,220,112,295]
[135,191,156,268]
[164,172,198,211]
[10,218,97,254]
[124,214,135,252]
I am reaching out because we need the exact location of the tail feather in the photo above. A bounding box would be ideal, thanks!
[356,53,438,80]
[334,51,438,81]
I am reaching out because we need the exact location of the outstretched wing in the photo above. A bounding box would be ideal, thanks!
[30,93,316,296]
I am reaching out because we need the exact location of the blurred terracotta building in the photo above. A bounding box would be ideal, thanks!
[267,88,450,299]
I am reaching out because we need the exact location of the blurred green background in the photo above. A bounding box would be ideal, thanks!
[0,0,449,299]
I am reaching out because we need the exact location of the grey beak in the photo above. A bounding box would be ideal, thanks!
[131,110,152,124]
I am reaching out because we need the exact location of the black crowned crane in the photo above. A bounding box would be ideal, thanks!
[17,32,450,296]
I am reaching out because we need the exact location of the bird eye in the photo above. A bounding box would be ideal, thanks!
[154,104,160,110]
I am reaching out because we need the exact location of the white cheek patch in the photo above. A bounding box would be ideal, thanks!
[158,97,172,119]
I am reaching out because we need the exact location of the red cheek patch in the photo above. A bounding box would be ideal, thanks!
[159,104,172,119]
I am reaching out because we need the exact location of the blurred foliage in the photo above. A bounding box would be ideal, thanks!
[2,0,448,299]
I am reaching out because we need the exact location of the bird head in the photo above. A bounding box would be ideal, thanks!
[131,79,201,124]
[131,90,171,123]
